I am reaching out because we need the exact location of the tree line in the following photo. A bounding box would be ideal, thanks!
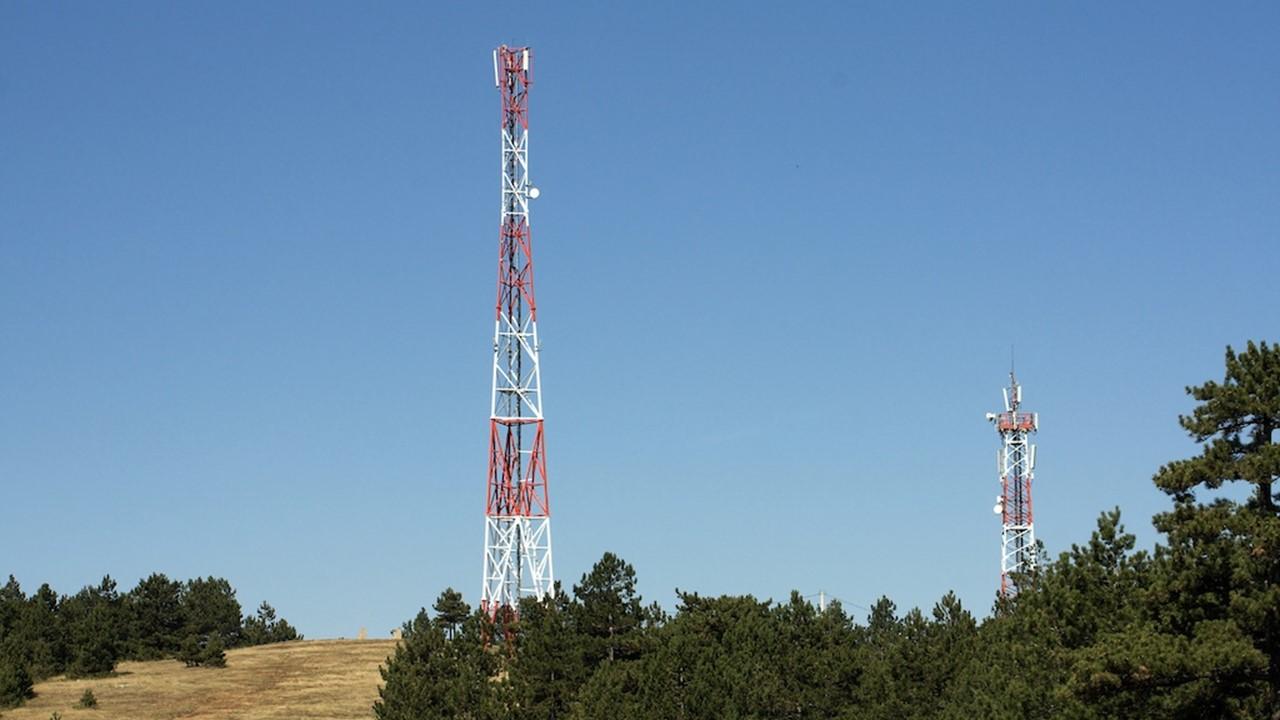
[376,341,1280,719]
[0,572,299,707]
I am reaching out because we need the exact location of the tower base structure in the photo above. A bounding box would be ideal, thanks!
[482,515,554,616]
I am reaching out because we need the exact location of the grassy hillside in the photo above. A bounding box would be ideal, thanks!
[3,639,397,720]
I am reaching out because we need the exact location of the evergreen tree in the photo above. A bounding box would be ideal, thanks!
[180,577,242,648]
[242,601,301,645]
[0,652,33,709]
[127,573,184,659]
[1149,341,1280,715]
[431,588,470,641]
[770,592,860,719]
[1156,341,1280,511]
[13,583,70,680]
[242,602,272,646]
[374,608,501,720]
[200,634,227,668]
[572,553,644,664]
[178,634,202,667]
[510,588,586,720]
[0,576,23,637]
[66,605,119,677]
[63,577,125,677]
[268,615,300,643]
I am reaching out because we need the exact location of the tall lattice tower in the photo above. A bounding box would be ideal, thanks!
[986,372,1038,596]
[481,45,554,619]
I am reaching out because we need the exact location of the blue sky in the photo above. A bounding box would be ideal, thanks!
[2,2,1276,638]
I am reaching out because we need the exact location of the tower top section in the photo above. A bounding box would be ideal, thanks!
[986,371,1038,433]
[493,45,531,87]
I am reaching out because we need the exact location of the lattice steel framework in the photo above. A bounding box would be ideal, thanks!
[987,372,1038,596]
[481,45,553,619]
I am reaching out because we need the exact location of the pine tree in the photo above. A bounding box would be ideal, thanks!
[64,577,125,677]
[180,578,242,648]
[178,634,202,667]
[241,602,274,646]
[20,583,70,679]
[1155,341,1280,511]
[200,634,227,668]
[242,601,301,645]
[0,653,34,708]
[127,573,184,659]
[1151,341,1280,715]
[510,588,586,720]
[572,553,644,664]
[268,616,300,643]
[431,588,469,641]
[373,609,501,720]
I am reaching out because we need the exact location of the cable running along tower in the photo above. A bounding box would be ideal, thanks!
[482,45,553,619]
[987,372,1038,596]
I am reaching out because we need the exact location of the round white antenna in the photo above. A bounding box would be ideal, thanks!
[529,186,541,199]
[993,504,1003,515]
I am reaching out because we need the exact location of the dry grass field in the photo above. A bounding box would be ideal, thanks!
[2,639,398,720]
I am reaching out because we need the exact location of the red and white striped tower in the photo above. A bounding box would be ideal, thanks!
[481,45,553,619]
[987,372,1038,596]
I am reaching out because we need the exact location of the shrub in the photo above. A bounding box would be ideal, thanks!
[200,635,227,668]
[178,634,202,667]
[0,656,34,708]
[78,688,98,708]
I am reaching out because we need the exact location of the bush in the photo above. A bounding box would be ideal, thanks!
[0,656,35,708]
[177,634,202,667]
[200,635,226,668]
[178,633,226,668]
[78,688,98,708]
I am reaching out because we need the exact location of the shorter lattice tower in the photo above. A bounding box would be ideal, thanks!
[986,371,1039,596]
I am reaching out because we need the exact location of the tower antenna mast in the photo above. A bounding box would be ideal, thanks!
[986,370,1039,596]
[482,45,553,620]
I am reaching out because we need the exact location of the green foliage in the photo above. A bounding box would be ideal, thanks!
[63,577,125,678]
[7,583,71,680]
[200,635,227,668]
[242,602,302,646]
[77,687,98,708]
[126,573,184,660]
[180,578,242,649]
[1155,340,1280,509]
[431,588,469,641]
[510,587,584,720]
[373,608,501,720]
[176,633,227,669]
[0,571,296,686]
[0,653,35,708]
[572,552,644,664]
[1147,341,1280,716]
[177,634,202,668]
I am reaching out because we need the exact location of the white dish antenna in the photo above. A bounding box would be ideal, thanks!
[529,186,540,199]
